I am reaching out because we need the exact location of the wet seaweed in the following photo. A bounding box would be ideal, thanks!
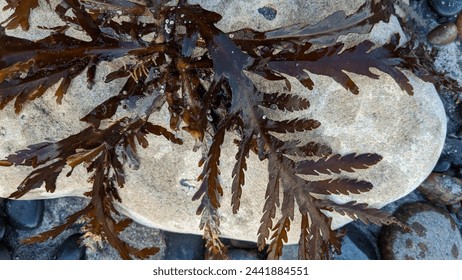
[0,0,439,259]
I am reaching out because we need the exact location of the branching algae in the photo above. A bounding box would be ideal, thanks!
[0,0,451,259]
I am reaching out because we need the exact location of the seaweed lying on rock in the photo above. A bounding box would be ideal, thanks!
[0,0,452,259]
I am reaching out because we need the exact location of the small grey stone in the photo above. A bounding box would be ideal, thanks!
[341,222,379,259]
[5,199,44,230]
[164,232,204,260]
[427,23,458,45]
[428,0,462,16]
[433,157,451,173]
[380,202,462,260]
[442,138,462,166]
[55,234,86,260]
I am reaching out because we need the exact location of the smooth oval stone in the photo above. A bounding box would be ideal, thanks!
[432,157,451,173]
[429,0,462,16]
[55,234,86,260]
[380,202,462,259]
[0,243,11,260]
[419,173,462,205]
[5,199,44,230]
[427,22,458,45]
[341,222,379,260]
[442,137,462,166]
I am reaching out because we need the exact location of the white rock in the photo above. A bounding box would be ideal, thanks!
[0,0,446,244]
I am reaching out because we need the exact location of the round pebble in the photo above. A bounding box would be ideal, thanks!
[0,244,11,260]
[432,157,451,173]
[55,234,86,260]
[428,0,462,16]
[442,138,462,166]
[380,202,462,259]
[258,6,277,21]
[5,199,44,230]
[427,22,458,45]
[418,173,462,205]
[342,223,379,259]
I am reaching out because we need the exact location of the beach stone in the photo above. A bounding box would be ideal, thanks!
[441,138,462,166]
[380,202,462,260]
[341,222,380,259]
[163,232,204,260]
[55,234,86,260]
[418,173,462,205]
[0,0,446,244]
[427,22,458,45]
[278,234,372,260]
[5,199,44,230]
[432,157,451,173]
[428,0,462,16]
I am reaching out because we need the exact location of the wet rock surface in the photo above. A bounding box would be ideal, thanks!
[419,173,462,205]
[428,0,462,16]
[427,22,458,45]
[5,200,44,230]
[163,232,204,260]
[379,202,462,260]
[55,234,86,260]
[0,197,166,260]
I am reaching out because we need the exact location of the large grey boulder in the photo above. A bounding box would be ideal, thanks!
[0,0,446,244]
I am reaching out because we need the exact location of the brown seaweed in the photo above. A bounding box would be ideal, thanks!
[0,0,446,259]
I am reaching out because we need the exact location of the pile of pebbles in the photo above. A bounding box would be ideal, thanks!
[3,0,462,260]
[426,0,462,45]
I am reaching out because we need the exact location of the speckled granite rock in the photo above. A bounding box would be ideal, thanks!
[0,0,446,244]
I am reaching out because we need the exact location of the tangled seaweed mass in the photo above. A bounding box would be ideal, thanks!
[0,0,455,259]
